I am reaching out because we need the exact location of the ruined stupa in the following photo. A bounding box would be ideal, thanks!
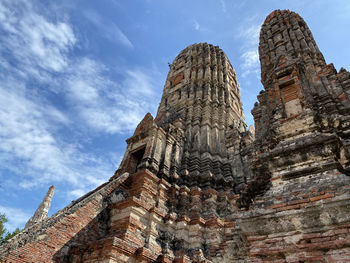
[1,10,350,263]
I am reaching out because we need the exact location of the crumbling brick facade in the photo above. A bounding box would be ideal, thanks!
[1,9,350,263]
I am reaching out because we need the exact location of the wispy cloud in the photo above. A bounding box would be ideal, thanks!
[0,81,113,190]
[124,69,156,97]
[193,19,200,31]
[240,49,259,77]
[0,0,157,198]
[67,189,87,199]
[220,0,227,13]
[237,24,261,78]
[83,9,133,49]
[0,0,157,135]
[239,24,260,46]
[63,58,158,134]
[0,0,75,79]
[0,205,31,232]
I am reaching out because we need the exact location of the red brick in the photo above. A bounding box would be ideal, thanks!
[310,193,334,202]
[268,202,286,209]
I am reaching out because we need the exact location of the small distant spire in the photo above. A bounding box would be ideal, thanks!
[25,185,55,229]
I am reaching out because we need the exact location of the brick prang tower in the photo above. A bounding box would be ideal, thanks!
[115,43,250,193]
[1,10,350,263]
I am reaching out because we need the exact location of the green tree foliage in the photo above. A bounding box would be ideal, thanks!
[0,213,20,244]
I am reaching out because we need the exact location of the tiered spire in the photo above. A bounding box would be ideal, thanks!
[253,10,350,144]
[116,43,248,191]
[24,186,54,229]
[155,43,246,188]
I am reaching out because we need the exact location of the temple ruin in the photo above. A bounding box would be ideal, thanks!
[1,9,350,263]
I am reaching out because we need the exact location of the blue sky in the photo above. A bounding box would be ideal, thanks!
[0,0,349,231]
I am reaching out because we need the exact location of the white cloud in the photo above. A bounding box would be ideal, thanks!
[83,9,133,49]
[0,83,112,190]
[238,24,260,45]
[240,49,259,77]
[0,205,31,232]
[63,58,158,134]
[237,24,261,78]
[68,189,87,199]
[112,25,134,49]
[0,0,157,136]
[193,20,200,31]
[0,0,159,198]
[241,50,259,69]
[124,69,156,97]
[220,0,227,13]
[0,0,76,78]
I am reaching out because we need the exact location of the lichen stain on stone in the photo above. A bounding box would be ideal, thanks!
[1,9,350,263]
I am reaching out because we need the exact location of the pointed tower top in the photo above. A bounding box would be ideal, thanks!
[25,185,55,229]
[259,9,326,86]
[156,42,245,130]
[133,113,155,136]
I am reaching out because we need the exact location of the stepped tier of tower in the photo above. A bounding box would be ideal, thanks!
[250,10,350,188]
[1,10,350,263]
[114,43,251,192]
[254,10,350,143]
[156,43,245,128]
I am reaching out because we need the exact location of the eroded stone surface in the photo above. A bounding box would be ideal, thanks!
[1,9,350,263]
[25,185,55,229]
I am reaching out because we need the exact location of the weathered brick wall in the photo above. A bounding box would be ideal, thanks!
[1,170,350,262]
[235,170,350,262]
[1,9,350,263]
[0,174,129,263]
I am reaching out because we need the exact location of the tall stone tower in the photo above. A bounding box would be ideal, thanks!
[1,10,350,263]
[252,10,350,180]
[157,43,245,128]
[115,43,249,192]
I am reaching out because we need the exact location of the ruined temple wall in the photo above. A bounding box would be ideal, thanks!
[230,10,350,262]
[253,10,350,145]
[233,169,350,262]
[62,169,242,263]
[0,174,130,263]
[1,9,350,263]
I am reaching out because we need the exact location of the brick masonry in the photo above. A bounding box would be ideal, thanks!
[1,9,350,263]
